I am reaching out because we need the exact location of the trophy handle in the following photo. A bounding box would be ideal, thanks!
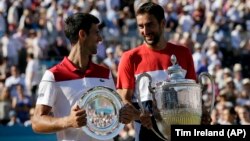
[136,73,153,113]
[136,73,168,141]
[198,72,216,115]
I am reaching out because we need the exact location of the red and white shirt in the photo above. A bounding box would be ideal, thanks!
[36,57,115,141]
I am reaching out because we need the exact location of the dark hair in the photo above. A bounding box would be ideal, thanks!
[136,2,165,23]
[64,13,100,45]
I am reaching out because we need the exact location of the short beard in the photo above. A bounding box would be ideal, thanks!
[144,34,160,46]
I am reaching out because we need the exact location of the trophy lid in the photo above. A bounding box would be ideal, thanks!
[167,55,187,80]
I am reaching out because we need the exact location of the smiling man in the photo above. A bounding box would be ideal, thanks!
[117,2,197,141]
[31,13,116,141]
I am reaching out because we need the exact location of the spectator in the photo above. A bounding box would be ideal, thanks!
[25,53,41,104]
[219,106,239,125]
[7,110,22,126]
[0,87,12,125]
[236,105,250,125]
[233,63,243,91]
[12,84,32,123]
[0,7,6,37]
[210,108,220,125]
[4,65,26,98]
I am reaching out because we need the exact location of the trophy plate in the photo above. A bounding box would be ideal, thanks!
[78,86,124,140]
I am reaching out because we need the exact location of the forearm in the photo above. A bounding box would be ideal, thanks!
[118,89,141,121]
[32,104,86,133]
[32,105,72,133]
[118,89,134,105]
[32,114,70,133]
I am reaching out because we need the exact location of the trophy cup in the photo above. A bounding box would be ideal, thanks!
[77,86,125,140]
[136,55,215,140]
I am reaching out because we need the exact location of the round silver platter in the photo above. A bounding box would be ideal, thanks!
[78,86,124,140]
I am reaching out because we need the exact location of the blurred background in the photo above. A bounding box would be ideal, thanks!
[0,0,250,141]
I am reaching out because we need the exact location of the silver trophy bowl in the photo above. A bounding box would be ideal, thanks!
[136,55,215,140]
[77,86,125,140]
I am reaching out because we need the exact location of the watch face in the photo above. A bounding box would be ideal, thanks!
[78,86,124,140]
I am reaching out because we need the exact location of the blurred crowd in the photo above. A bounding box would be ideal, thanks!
[0,0,250,140]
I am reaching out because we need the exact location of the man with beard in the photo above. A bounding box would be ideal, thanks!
[117,2,197,141]
[31,13,115,141]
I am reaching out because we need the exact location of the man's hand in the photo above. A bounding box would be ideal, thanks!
[119,104,140,124]
[139,111,152,129]
[119,103,152,129]
[65,104,87,128]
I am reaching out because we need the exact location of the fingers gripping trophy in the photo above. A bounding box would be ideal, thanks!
[136,55,216,141]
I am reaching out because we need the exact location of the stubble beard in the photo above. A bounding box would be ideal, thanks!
[144,33,160,46]
[144,27,163,46]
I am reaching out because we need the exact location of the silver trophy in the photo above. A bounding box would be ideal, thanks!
[136,55,215,140]
[77,86,125,140]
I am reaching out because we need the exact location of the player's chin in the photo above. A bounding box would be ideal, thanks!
[144,38,154,44]
[145,40,155,46]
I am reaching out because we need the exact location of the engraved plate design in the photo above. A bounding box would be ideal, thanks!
[78,86,124,140]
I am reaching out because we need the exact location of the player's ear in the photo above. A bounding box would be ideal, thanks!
[79,29,86,40]
[161,19,166,28]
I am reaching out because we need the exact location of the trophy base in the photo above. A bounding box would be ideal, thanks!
[156,112,201,140]
[162,113,201,124]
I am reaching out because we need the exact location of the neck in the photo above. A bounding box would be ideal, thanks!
[68,44,90,70]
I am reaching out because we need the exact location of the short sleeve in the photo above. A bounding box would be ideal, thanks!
[116,52,135,89]
[36,70,59,107]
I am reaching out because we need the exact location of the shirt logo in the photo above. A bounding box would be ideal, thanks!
[99,79,105,82]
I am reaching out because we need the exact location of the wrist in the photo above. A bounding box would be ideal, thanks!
[133,109,141,121]
[62,117,70,129]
